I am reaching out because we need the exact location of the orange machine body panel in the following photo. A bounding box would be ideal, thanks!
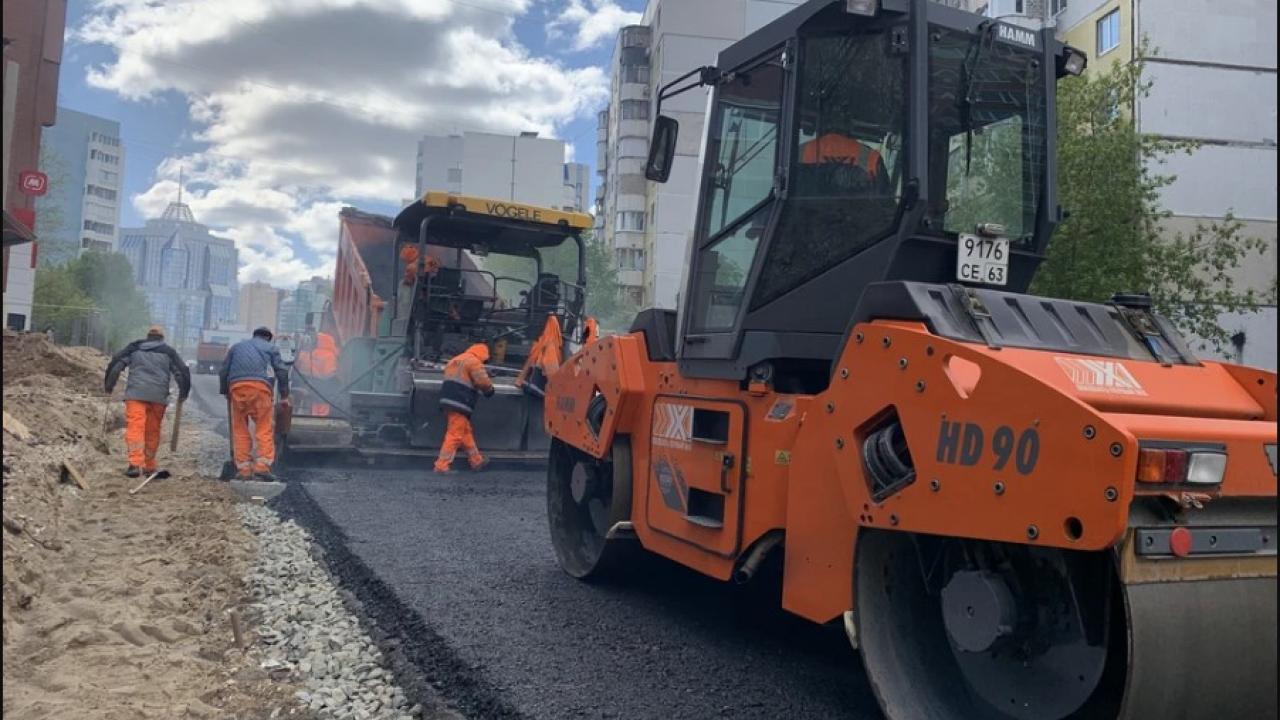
[544,321,1278,623]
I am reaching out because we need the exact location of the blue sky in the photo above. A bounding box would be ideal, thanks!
[55,0,645,286]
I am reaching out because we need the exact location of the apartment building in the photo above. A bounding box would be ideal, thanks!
[596,0,804,309]
[1051,0,1276,368]
[36,107,126,265]
[238,280,282,333]
[414,131,581,211]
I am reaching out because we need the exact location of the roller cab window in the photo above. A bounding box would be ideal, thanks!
[927,25,1047,242]
[752,29,908,310]
[689,54,785,333]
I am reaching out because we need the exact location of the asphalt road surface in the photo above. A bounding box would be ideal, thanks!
[190,376,885,719]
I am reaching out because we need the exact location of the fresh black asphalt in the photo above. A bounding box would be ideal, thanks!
[277,467,884,720]
[193,373,885,719]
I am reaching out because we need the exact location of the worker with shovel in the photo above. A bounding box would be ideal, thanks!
[103,325,191,478]
[220,326,291,481]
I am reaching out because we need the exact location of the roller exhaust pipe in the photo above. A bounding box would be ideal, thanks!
[733,532,782,584]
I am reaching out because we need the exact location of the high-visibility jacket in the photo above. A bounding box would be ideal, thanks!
[439,344,494,416]
[296,332,339,379]
[799,132,885,181]
[400,244,441,286]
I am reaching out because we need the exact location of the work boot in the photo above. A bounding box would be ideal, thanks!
[124,465,141,478]
[432,466,457,475]
[468,458,490,472]
[253,470,281,482]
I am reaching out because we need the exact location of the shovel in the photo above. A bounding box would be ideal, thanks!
[219,395,237,481]
[129,469,171,495]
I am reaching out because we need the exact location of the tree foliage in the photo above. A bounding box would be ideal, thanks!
[32,252,152,351]
[1031,44,1272,348]
[579,231,628,332]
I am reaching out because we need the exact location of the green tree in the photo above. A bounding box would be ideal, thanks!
[579,231,627,332]
[1031,43,1272,349]
[32,263,93,342]
[32,251,151,351]
[71,252,152,350]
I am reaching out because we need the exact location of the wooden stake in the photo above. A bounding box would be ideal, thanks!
[229,609,247,650]
[169,400,184,452]
[60,461,90,490]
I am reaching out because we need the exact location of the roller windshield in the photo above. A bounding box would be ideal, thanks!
[927,26,1048,241]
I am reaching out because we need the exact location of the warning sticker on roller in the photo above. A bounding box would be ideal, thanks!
[652,401,693,449]
[1054,356,1147,396]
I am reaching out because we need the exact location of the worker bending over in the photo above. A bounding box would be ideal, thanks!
[433,343,495,474]
[219,326,291,481]
[104,325,191,477]
[103,325,189,476]
[294,323,339,416]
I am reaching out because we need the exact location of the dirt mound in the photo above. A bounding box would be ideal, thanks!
[2,330,108,393]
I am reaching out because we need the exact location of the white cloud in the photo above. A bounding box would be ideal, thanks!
[550,0,642,52]
[75,0,608,287]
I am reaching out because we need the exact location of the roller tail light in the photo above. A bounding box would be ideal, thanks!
[1136,444,1227,486]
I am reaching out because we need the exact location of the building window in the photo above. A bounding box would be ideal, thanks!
[620,100,649,121]
[622,64,650,84]
[99,170,118,183]
[1050,0,1067,16]
[447,167,462,183]
[83,220,115,235]
[86,184,118,201]
[1097,9,1120,55]
[617,210,645,232]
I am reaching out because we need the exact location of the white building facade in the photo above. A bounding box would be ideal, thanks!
[414,131,572,211]
[597,0,804,310]
[1051,0,1278,369]
[562,162,591,213]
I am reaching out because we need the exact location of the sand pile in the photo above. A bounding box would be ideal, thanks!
[1,331,306,718]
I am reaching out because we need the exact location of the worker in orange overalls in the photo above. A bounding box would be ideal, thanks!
[433,343,495,474]
[398,243,442,318]
[293,324,340,416]
[799,132,889,191]
[104,325,191,477]
[218,326,291,481]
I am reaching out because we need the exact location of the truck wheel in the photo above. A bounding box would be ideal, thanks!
[547,436,635,581]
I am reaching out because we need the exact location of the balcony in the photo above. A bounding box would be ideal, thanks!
[620,25,650,49]
[617,269,644,288]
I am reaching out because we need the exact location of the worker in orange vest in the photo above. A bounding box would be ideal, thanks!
[433,343,494,474]
[398,244,442,318]
[798,132,888,190]
[293,325,340,416]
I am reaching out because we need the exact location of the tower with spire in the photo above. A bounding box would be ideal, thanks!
[116,167,240,355]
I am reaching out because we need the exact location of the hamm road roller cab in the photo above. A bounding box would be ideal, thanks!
[542,1,1277,718]
[283,193,594,464]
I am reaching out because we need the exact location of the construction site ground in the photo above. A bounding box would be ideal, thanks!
[2,331,311,719]
[3,333,883,720]
[187,371,886,719]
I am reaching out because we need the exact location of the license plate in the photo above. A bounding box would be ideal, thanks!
[956,234,1009,286]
